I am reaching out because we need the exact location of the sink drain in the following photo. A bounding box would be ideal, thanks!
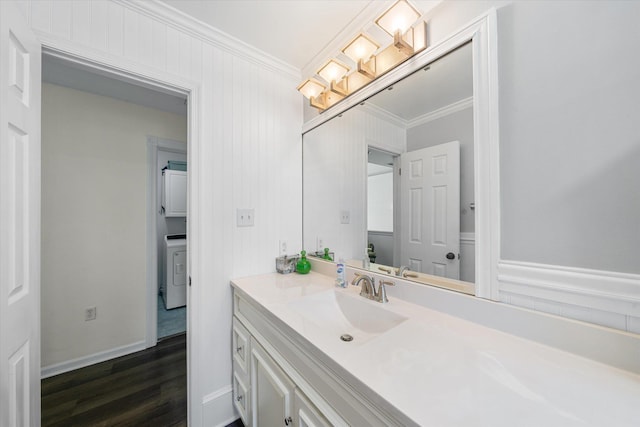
[340,334,354,342]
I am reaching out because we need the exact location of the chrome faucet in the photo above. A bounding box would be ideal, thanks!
[351,274,395,303]
[352,274,376,300]
[396,265,410,277]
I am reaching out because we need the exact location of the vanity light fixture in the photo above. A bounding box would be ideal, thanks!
[297,0,427,112]
[317,59,350,97]
[297,78,325,100]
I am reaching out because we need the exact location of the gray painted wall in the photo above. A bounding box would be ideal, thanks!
[497,1,640,273]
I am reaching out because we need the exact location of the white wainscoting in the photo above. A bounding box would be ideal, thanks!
[460,232,475,284]
[498,260,640,333]
[202,385,237,427]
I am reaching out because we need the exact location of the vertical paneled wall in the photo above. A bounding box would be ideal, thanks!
[303,108,404,262]
[22,0,302,423]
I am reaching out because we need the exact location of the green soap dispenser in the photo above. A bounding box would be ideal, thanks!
[323,247,333,261]
[296,250,311,274]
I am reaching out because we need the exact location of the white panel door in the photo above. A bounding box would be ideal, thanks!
[400,141,460,279]
[0,1,42,425]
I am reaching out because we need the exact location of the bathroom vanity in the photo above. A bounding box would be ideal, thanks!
[231,268,640,426]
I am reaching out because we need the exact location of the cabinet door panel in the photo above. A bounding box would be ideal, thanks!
[293,389,331,427]
[163,170,187,216]
[251,339,295,427]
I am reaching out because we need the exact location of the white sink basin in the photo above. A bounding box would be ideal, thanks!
[287,290,407,344]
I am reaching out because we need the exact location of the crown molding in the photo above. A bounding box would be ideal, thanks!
[115,0,301,81]
[359,102,406,128]
[358,96,473,131]
[407,96,473,128]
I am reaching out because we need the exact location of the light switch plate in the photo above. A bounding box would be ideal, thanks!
[340,210,350,224]
[237,209,255,227]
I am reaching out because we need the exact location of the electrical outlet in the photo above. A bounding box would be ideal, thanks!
[279,240,288,255]
[85,306,97,321]
[316,237,324,252]
[236,208,255,227]
[340,210,350,224]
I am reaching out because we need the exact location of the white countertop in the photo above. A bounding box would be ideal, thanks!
[231,271,640,426]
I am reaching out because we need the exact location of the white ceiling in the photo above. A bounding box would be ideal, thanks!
[43,1,466,120]
[162,0,375,71]
[366,41,473,121]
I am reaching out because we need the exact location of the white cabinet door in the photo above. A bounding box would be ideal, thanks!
[293,389,331,427]
[163,170,187,217]
[251,338,295,427]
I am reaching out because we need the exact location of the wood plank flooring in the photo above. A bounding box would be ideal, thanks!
[42,334,187,427]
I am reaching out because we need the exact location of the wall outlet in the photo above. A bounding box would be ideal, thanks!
[85,306,97,321]
[316,237,324,252]
[236,208,255,227]
[279,240,288,255]
[340,210,350,224]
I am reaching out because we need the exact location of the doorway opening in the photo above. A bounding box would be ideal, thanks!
[40,51,190,418]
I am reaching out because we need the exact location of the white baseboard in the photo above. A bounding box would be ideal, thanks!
[498,260,640,332]
[41,340,146,379]
[203,385,237,427]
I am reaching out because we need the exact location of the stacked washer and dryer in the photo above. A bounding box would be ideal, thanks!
[160,160,187,310]
[162,234,186,309]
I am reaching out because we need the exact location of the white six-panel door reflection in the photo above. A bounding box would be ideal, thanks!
[400,141,460,279]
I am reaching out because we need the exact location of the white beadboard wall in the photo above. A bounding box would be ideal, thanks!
[303,107,405,260]
[20,1,303,425]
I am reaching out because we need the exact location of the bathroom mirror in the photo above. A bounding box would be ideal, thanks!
[303,42,477,293]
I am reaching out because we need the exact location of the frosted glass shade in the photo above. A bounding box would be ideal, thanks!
[342,34,379,63]
[317,60,349,84]
[297,79,325,100]
[375,0,420,36]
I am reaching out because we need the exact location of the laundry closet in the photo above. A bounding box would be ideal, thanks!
[156,149,188,337]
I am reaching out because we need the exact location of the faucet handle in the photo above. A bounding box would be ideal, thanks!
[377,280,395,303]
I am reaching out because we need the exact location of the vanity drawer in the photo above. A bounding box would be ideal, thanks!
[233,371,250,425]
[233,317,251,377]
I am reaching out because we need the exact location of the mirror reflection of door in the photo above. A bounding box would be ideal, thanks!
[400,142,460,279]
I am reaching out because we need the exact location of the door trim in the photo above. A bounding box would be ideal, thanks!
[38,40,203,424]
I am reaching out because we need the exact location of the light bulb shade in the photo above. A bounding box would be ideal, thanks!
[342,33,380,63]
[375,0,421,37]
[317,59,350,84]
[297,78,325,100]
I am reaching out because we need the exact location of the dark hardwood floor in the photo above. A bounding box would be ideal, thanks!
[42,333,187,427]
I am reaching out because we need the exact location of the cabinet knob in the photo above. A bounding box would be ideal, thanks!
[446,252,455,260]
[236,394,243,402]
[236,346,243,353]
[284,416,293,425]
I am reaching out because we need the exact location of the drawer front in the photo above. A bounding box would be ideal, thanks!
[233,317,250,377]
[233,371,250,426]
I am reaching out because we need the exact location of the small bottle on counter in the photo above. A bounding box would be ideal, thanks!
[323,247,333,261]
[363,249,370,269]
[296,250,311,274]
[335,257,346,288]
